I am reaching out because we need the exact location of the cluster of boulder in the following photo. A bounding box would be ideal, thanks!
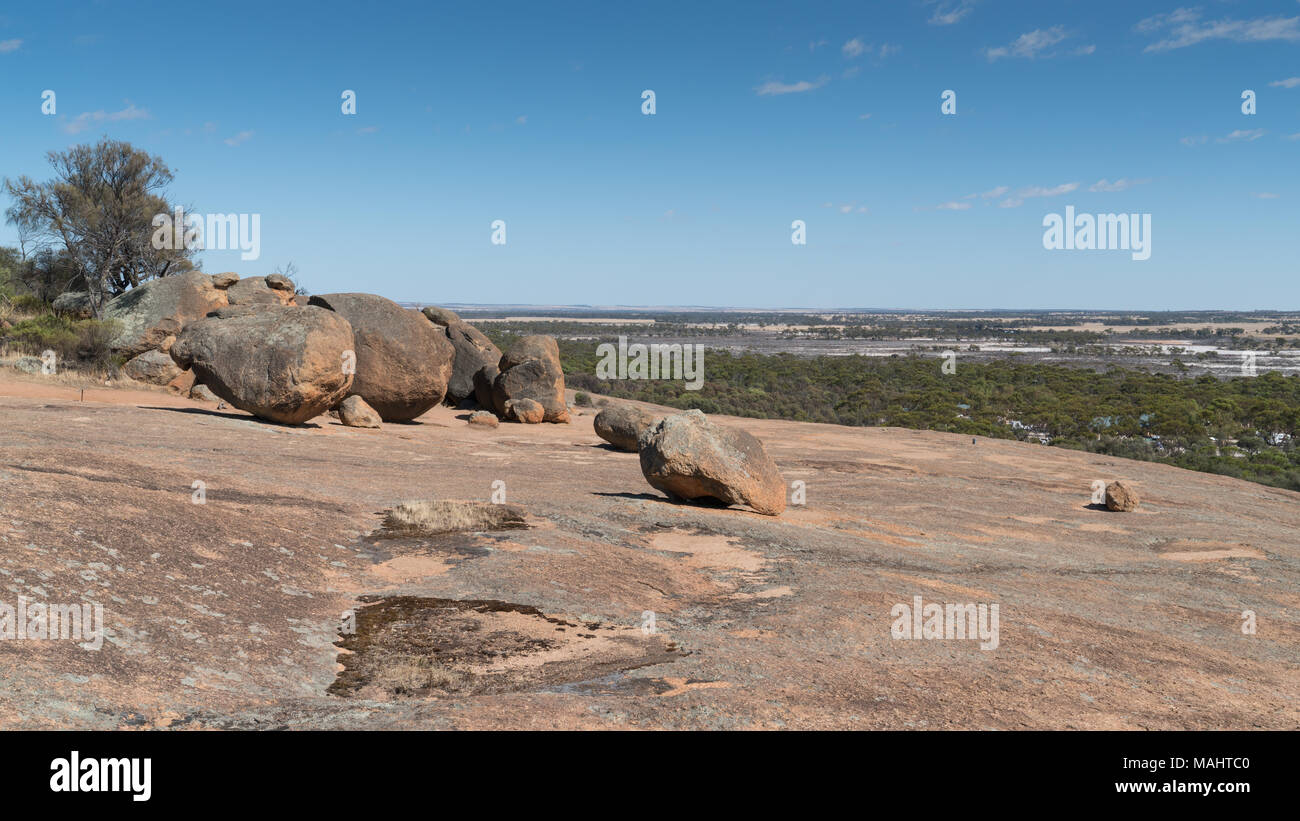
[59,270,790,517]
[67,271,572,430]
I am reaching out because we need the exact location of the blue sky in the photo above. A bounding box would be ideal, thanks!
[0,0,1297,310]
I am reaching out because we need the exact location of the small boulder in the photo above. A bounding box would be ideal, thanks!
[190,383,219,402]
[122,349,182,385]
[594,404,660,452]
[1104,481,1140,512]
[169,305,355,425]
[226,276,295,307]
[638,409,786,516]
[12,356,45,374]
[338,395,382,428]
[167,369,197,395]
[505,397,545,423]
[309,293,454,422]
[421,306,461,327]
[264,273,295,292]
[467,410,500,428]
[210,272,240,289]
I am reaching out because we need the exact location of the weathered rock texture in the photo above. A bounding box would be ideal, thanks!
[638,409,786,516]
[594,403,660,452]
[104,271,228,357]
[308,293,454,422]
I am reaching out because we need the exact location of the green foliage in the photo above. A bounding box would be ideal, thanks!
[556,342,1300,492]
[3,312,118,369]
[573,391,592,407]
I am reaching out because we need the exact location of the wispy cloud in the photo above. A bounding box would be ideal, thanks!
[1088,178,1151,192]
[64,103,151,134]
[755,76,829,96]
[1285,132,1300,141]
[842,38,866,58]
[356,125,379,135]
[928,1,976,26]
[936,201,972,211]
[515,115,527,125]
[1253,192,1279,199]
[1270,77,1300,88]
[0,38,22,54]
[224,130,254,146]
[996,182,1079,208]
[985,26,1078,60]
[842,39,900,60]
[1137,8,1300,52]
[1218,128,1266,143]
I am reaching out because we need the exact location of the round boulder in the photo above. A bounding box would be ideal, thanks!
[1104,481,1140,512]
[169,305,355,425]
[492,335,568,423]
[338,395,382,428]
[104,271,229,357]
[594,404,660,452]
[505,397,545,424]
[638,409,787,516]
[122,349,182,385]
[308,293,454,422]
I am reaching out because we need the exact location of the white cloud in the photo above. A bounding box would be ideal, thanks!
[1270,77,1300,88]
[936,201,972,210]
[858,113,872,120]
[928,1,975,26]
[1181,135,1209,146]
[981,185,1009,198]
[1285,132,1300,141]
[985,26,1069,60]
[998,198,1024,208]
[1253,192,1279,199]
[64,103,151,134]
[224,130,254,146]
[1137,8,1300,52]
[1088,178,1151,192]
[0,38,22,54]
[1218,128,1266,143]
[1017,182,1079,198]
[756,76,829,96]
[842,38,866,58]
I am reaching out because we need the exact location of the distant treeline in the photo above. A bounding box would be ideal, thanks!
[491,331,1300,493]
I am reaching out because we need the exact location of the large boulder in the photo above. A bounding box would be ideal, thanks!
[435,318,502,405]
[594,404,660,452]
[225,275,294,307]
[52,291,95,319]
[474,364,502,414]
[1105,481,1140,512]
[638,410,786,516]
[308,293,454,422]
[169,305,355,425]
[104,271,228,357]
[491,335,568,423]
[122,349,182,385]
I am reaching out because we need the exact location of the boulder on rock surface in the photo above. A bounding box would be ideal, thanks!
[210,272,240,289]
[1104,481,1140,512]
[421,306,461,327]
[308,293,454,422]
[225,276,295,307]
[491,335,568,423]
[474,364,502,414]
[122,349,182,385]
[439,319,502,405]
[467,410,500,428]
[169,305,355,425]
[594,403,660,452]
[190,383,219,402]
[104,271,228,357]
[638,409,786,516]
[505,397,545,424]
[338,395,382,428]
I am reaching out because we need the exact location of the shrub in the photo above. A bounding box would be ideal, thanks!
[2,312,117,371]
[574,391,592,407]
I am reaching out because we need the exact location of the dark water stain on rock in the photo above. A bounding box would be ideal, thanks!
[329,596,677,699]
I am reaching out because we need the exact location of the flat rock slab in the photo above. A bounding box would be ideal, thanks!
[0,373,1296,730]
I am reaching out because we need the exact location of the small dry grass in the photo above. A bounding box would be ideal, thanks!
[374,654,466,695]
[378,500,528,537]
